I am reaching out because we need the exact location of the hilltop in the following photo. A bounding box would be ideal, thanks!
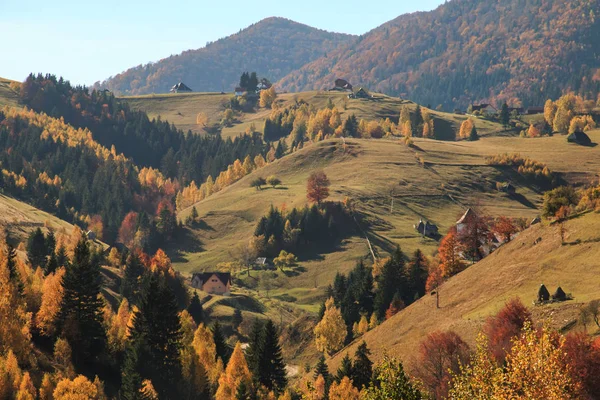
[121,90,506,138]
[0,77,20,108]
[278,0,600,109]
[327,209,600,372]
[95,17,355,95]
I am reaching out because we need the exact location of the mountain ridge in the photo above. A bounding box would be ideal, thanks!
[94,17,355,95]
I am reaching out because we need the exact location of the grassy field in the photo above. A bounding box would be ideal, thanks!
[326,211,600,373]
[121,90,508,140]
[0,77,20,108]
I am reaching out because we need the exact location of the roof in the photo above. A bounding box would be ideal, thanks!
[456,208,477,224]
[471,103,496,111]
[567,130,591,145]
[192,272,231,286]
[171,82,192,92]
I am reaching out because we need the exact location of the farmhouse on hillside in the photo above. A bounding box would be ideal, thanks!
[470,103,497,116]
[191,272,232,295]
[332,78,353,91]
[414,219,439,238]
[351,87,370,99]
[170,82,193,93]
[456,208,477,234]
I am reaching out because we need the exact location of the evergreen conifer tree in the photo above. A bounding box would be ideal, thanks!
[275,141,284,159]
[130,272,183,397]
[120,339,146,400]
[336,353,353,382]
[45,251,59,276]
[235,381,251,400]
[232,308,243,330]
[314,354,330,381]
[351,341,373,390]
[27,227,47,268]
[469,124,479,141]
[500,103,510,127]
[121,253,144,304]
[45,229,56,255]
[260,319,287,392]
[406,249,429,301]
[58,234,107,366]
[6,243,23,294]
[56,244,69,269]
[187,291,204,325]
[246,319,265,383]
[374,246,408,319]
[212,320,230,364]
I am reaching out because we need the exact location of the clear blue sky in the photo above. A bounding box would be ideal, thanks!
[1,0,445,86]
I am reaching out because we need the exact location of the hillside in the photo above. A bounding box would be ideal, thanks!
[121,90,506,138]
[327,210,600,373]
[278,0,600,109]
[0,77,20,107]
[95,17,355,95]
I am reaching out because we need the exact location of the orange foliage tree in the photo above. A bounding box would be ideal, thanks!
[482,298,531,365]
[307,170,330,204]
[438,227,465,279]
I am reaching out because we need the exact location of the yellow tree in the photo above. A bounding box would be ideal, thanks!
[36,267,65,336]
[329,376,360,400]
[193,323,223,384]
[544,99,557,127]
[39,373,55,400]
[215,342,253,400]
[16,372,36,400]
[260,87,277,108]
[107,298,131,353]
[459,118,474,139]
[53,375,99,400]
[314,297,346,355]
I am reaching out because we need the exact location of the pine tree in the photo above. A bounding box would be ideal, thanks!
[6,243,23,294]
[190,206,199,222]
[469,123,479,141]
[413,105,424,137]
[27,227,47,268]
[45,251,59,276]
[260,319,288,392]
[58,234,107,366]
[232,308,243,330]
[121,253,144,304]
[120,339,145,400]
[314,354,330,381]
[213,320,230,364]
[351,341,373,390]
[187,291,204,325]
[336,353,353,382]
[246,319,265,384]
[406,249,429,300]
[56,245,69,269]
[131,272,183,397]
[235,381,251,400]
[374,246,408,319]
[45,230,56,255]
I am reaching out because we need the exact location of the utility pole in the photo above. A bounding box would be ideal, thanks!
[390,189,394,214]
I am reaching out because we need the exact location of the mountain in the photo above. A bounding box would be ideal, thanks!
[278,0,600,109]
[94,17,355,95]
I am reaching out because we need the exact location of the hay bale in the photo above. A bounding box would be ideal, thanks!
[552,286,567,301]
[538,284,550,303]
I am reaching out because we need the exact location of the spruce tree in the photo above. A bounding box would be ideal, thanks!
[260,319,287,392]
[469,124,479,141]
[45,251,58,276]
[190,206,199,222]
[336,353,353,382]
[6,243,23,294]
[120,339,145,400]
[351,341,373,390]
[130,272,183,398]
[413,105,424,136]
[212,320,230,364]
[274,141,284,159]
[246,319,265,383]
[232,308,242,330]
[187,291,204,325]
[27,227,47,268]
[235,381,251,400]
[314,354,330,381]
[56,244,69,269]
[121,253,144,304]
[45,230,56,256]
[406,249,428,301]
[374,246,408,319]
[58,234,107,366]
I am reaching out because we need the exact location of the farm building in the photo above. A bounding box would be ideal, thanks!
[191,272,232,295]
[470,103,497,116]
[414,219,439,238]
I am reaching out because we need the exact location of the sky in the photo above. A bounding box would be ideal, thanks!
[1,0,445,86]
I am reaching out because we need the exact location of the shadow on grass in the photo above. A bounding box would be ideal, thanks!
[510,193,537,209]
[167,228,205,263]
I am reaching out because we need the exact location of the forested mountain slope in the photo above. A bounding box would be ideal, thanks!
[278,0,600,109]
[94,17,355,95]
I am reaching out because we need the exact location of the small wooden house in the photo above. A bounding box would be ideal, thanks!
[354,88,370,99]
[414,219,439,238]
[456,208,477,234]
[191,272,232,295]
[470,103,497,116]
